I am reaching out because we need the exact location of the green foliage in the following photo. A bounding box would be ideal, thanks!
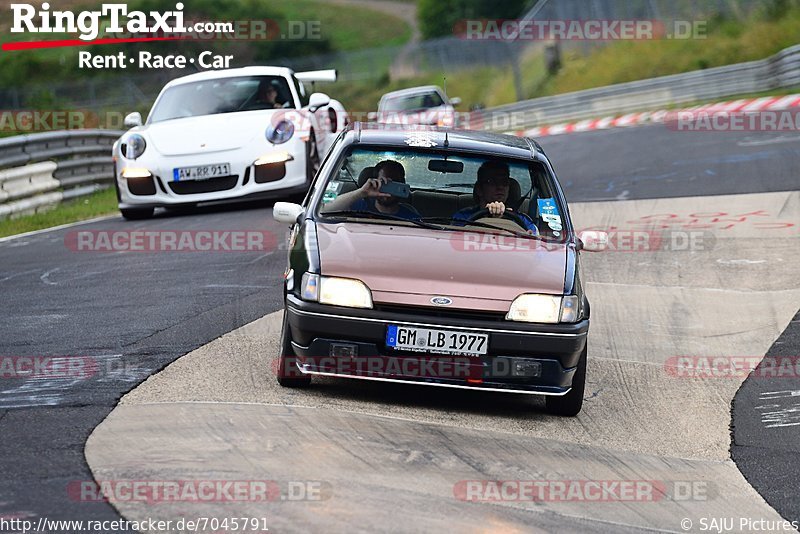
[418,0,529,39]
[757,0,800,20]
[537,5,800,97]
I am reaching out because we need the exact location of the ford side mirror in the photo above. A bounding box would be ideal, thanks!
[578,231,609,252]
[273,202,305,224]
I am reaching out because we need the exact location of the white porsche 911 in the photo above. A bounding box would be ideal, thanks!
[112,66,348,219]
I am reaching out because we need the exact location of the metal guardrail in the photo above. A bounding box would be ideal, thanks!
[0,130,122,219]
[485,43,800,131]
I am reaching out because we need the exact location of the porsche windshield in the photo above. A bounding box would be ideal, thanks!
[318,147,567,242]
[149,75,294,123]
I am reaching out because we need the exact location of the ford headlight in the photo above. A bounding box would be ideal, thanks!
[266,120,295,144]
[122,134,146,159]
[300,273,373,309]
[506,294,580,324]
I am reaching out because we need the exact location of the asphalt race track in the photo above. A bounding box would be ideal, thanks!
[0,203,289,524]
[1,122,798,532]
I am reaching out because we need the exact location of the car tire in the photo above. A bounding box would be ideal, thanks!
[120,207,154,220]
[112,164,122,203]
[277,311,311,388]
[305,129,320,184]
[544,346,586,417]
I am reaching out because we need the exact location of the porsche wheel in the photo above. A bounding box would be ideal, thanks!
[305,129,320,184]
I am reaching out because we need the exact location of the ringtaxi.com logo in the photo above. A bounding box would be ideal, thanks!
[11,3,212,42]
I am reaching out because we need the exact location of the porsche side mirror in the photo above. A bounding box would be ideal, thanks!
[450,97,462,106]
[124,112,142,128]
[308,93,330,113]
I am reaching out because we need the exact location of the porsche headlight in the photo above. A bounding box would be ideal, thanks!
[122,134,146,160]
[300,274,373,309]
[266,120,295,144]
[506,294,580,324]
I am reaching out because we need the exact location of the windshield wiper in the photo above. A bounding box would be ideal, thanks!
[421,216,552,241]
[321,210,445,230]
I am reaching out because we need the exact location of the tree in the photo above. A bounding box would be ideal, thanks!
[418,0,529,40]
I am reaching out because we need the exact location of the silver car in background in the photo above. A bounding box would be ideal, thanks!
[371,85,461,127]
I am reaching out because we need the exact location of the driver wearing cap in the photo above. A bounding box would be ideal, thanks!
[453,161,538,233]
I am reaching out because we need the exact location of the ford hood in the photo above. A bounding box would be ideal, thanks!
[316,222,567,312]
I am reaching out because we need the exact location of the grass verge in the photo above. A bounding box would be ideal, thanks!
[269,0,411,50]
[0,187,118,239]
[531,9,800,98]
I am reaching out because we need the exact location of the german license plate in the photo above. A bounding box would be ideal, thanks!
[173,163,231,182]
[386,325,488,356]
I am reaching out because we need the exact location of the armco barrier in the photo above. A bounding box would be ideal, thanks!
[0,161,59,202]
[0,130,122,219]
[484,43,800,131]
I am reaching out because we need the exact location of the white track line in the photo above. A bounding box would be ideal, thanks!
[0,214,118,244]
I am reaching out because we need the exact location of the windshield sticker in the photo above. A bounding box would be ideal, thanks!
[322,181,342,204]
[538,198,563,233]
[404,132,437,148]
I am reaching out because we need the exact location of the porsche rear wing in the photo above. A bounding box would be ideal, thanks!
[295,69,337,83]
